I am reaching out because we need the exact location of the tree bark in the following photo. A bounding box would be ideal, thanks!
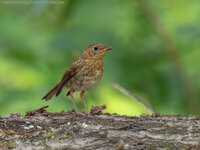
[0,108,200,149]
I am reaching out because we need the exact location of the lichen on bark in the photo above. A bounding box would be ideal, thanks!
[0,107,200,149]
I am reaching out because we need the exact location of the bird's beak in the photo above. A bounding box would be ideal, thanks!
[105,47,112,51]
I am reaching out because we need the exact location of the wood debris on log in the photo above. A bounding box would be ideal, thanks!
[0,105,200,149]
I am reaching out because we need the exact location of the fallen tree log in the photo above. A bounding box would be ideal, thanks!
[0,106,200,149]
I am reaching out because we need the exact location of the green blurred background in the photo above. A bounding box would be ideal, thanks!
[0,0,200,116]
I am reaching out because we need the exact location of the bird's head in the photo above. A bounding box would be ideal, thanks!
[81,43,112,60]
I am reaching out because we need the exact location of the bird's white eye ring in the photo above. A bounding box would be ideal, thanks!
[93,46,98,50]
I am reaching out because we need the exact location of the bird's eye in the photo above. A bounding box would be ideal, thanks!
[93,46,99,51]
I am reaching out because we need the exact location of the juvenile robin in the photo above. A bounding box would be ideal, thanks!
[42,43,111,113]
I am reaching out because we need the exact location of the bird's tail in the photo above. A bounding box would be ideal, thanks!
[42,83,60,101]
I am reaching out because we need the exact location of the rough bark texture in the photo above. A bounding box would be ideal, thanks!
[0,107,200,150]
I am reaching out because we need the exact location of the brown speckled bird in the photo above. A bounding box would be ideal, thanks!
[42,43,111,113]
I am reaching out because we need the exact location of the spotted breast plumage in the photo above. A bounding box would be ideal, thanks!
[42,43,111,113]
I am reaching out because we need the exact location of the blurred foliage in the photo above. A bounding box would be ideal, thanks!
[0,0,200,116]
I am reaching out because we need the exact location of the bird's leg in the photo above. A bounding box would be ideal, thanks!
[80,91,89,113]
[67,89,78,112]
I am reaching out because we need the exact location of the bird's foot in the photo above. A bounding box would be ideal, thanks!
[73,111,86,116]
[68,109,90,117]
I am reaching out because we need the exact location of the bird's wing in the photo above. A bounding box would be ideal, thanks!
[55,59,83,96]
